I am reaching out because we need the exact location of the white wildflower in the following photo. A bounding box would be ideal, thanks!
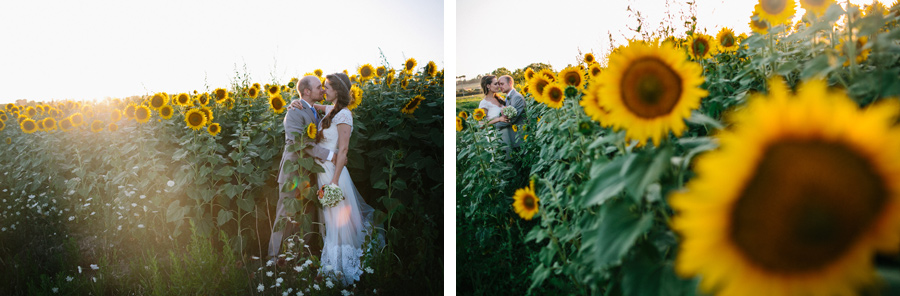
[341,290,351,296]
[139,195,146,199]
[251,256,260,260]
[68,217,75,222]
[131,203,137,208]
[77,266,82,273]
[325,279,334,288]
[117,225,122,231]
[92,277,96,283]
[90,212,95,216]
[266,271,273,277]
[296,291,304,296]
[324,264,333,272]
[257,284,264,292]
[66,276,73,282]
[137,224,145,229]
[283,292,289,296]
[313,284,320,290]
[68,190,75,195]
[294,265,303,273]
[52,287,58,293]
[90,264,99,270]
[167,180,175,187]
[266,260,274,267]
[83,203,90,207]
[365,267,374,274]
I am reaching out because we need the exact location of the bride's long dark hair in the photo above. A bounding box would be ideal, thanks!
[316,73,352,143]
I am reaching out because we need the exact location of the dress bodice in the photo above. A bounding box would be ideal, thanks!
[319,105,353,151]
[478,98,503,121]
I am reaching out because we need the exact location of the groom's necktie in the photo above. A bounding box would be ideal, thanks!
[306,101,318,122]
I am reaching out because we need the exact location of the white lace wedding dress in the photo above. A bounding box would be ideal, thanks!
[315,105,381,286]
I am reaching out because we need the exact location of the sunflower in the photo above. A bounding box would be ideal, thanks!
[110,109,122,122]
[313,69,323,77]
[58,118,73,132]
[207,122,221,136]
[0,113,8,122]
[200,106,214,124]
[0,120,4,132]
[223,98,235,110]
[512,179,539,220]
[400,79,410,90]
[4,103,13,111]
[670,79,900,296]
[108,122,118,132]
[90,120,103,133]
[375,66,386,77]
[172,93,189,106]
[750,11,770,34]
[196,93,210,106]
[538,69,556,82]
[350,75,358,84]
[401,95,425,114]
[149,93,168,110]
[25,106,36,118]
[213,88,229,103]
[598,41,707,146]
[71,113,84,127]
[800,0,834,17]
[184,108,207,130]
[541,82,566,109]
[252,82,261,90]
[403,58,417,74]
[266,94,285,114]
[36,119,46,132]
[558,66,585,89]
[4,137,9,144]
[456,117,464,132]
[716,27,739,52]
[348,85,363,110]
[473,108,486,121]
[528,75,552,103]
[306,123,317,139]
[755,0,795,26]
[159,105,174,120]
[838,36,871,66]
[131,106,149,123]
[267,85,280,97]
[358,64,375,81]
[385,71,396,86]
[687,33,716,60]
[584,52,596,64]
[589,64,603,79]
[18,118,36,133]
[424,61,437,77]
[458,110,469,119]
[524,68,535,80]
[42,117,57,132]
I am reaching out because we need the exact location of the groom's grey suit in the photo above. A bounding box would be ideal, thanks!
[269,98,331,257]
[494,89,526,150]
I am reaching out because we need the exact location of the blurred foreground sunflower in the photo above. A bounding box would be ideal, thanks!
[670,79,900,296]
[800,0,834,17]
[755,0,796,26]
[598,41,707,146]
[750,11,770,35]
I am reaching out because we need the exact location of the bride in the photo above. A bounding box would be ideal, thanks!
[293,72,381,285]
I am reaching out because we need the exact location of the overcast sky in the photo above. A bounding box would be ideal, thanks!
[456,0,884,78]
[0,0,443,103]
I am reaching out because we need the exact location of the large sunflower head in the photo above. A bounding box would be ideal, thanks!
[149,93,168,110]
[716,27,739,52]
[401,95,425,114]
[175,93,191,106]
[528,75,552,103]
[134,106,151,124]
[524,68,535,80]
[558,66,585,89]
[358,64,375,81]
[375,66,386,77]
[755,0,796,26]
[213,88,229,103]
[541,82,566,109]
[424,61,438,77]
[671,79,900,295]
[90,120,103,133]
[538,69,556,82]
[512,179,539,220]
[306,123,317,139]
[473,108,486,121]
[159,105,174,120]
[750,11,771,35]
[20,118,37,134]
[800,0,835,17]
[584,52,596,64]
[207,122,221,137]
[597,41,707,146]
[184,108,207,130]
[687,33,717,60]
[404,58,417,74]
[269,94,286,113]
[348,85,363,110]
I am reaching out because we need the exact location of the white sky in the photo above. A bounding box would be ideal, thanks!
[457,0,886,78]
[0,0,443,103]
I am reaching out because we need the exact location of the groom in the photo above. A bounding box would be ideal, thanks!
[269,75,334,259]
[496,75,526,152]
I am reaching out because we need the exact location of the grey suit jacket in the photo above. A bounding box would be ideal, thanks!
[494,89,526,149]
[277,99,331,184]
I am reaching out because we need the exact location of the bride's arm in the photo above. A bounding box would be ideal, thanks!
[313,104,328,113]
[330,123,352,185]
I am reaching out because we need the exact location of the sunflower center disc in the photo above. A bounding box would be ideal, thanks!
[566,73,580,86]
[620,58,682,118]
[549,88,563,102]
[524,195,535,210]
[190,114,202,125]
[731,140,887,274]
[693,40,709,57]
[761,0,786,14]
[722,36,735,47]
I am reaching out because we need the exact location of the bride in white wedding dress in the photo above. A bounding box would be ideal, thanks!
[305,72,382,286]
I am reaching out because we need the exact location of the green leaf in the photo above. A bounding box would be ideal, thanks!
[236,197,255,213]
[581,157,626,206]
[216,166,234,177]
[166,200,188,223]
[581,198,653,268]
[685,111,723,129]
[217,209,233,226]
[372,180,388,190]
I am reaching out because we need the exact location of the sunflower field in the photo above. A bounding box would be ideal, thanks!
[0,58,443,295]
[457,1,900,295]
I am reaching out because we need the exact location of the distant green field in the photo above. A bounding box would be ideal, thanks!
[456,95,481,112]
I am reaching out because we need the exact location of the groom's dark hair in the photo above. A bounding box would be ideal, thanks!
[316,73,353,143]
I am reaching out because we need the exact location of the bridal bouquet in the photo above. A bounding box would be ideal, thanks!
[317,184,344,208]
[501,106,517,119]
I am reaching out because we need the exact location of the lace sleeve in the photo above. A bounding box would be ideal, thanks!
[333,109,353,128]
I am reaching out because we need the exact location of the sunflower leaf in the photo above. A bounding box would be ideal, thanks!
[581,198,653,269]
[216,209,233,226]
